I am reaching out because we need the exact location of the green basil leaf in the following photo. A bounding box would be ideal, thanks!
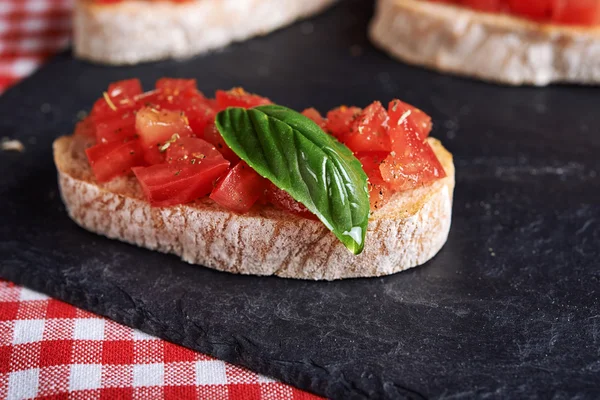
[215,104,370,254]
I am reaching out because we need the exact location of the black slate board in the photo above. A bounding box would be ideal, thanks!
[1,0,600,398]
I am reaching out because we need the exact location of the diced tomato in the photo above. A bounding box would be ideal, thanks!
[326,106,361,138]
[91,79,142,123]
[367,181,392,211]
[85,139,145,182]
[137,88,214,136]
[357,152,388,185]
[302,108,327,129]
[552,0,600,25]
[165,137,223,163]
[209,161,268,213]
[82,78,446,214]
[95,111,136,144]
[507,0,551,20]
[380,128,446,191]
[435,0,600,26]
[144,80,206,108]
[107,79,143,99]
[134,89,161,108]
[132,157,230,207]
[135,106,194,165]
[215,88,272,111]
[74,117,96,138]
[178,96,215,136]
[265,183,316,219]
[203,123,240,163]
[459,0,504,12]
[343,102,391,153]
[357,152,392,210]
[155,78,197,94]
[388,99,432,141]
[95,0,190,2]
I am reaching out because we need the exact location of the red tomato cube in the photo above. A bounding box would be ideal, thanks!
[155,78,197,94]
[326,106,361,138]
[388,99,432,141]
[74,118,96,138]
[265,183,316,219]
[137,89,215,136]
[380,128,446,191]
[459,0,504,12]
[165,136,223,163]
[343,101,392,153]
[132,157,230,207]
[507,0,552,20]
[95,111,136,144]
[177,96,215,136]
[357,152,393,210]
[302,108,327,129]
[552,0,600,25]
[85,139,145,182]
[91,79,142,123]
[135,106,194,165]
[203,123,241,163]
[215,88,272,111]
[209,161,268,213]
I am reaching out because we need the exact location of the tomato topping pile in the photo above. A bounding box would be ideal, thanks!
[430,0,600,26]
[82,78,445,216]
[94,0,190,3]
[319,99,445,210]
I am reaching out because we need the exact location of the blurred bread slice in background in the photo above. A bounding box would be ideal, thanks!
[74,0,337,65]
[369,0,600,86]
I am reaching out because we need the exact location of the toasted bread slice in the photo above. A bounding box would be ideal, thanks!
[74,0,337,65]
[369,0,600,86]
[53,133,454,280]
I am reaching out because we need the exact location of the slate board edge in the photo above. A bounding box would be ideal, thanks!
[0,266,321,398]
[1,0,599,397]
[1,263,421,400]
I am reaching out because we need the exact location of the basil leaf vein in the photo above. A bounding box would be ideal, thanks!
[216,104,370,254]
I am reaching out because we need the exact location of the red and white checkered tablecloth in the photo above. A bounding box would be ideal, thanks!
[0,0,72,94]
[0,282,321,399]
[0,1,322,399]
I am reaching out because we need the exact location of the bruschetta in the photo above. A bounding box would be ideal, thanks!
[369,0,600,86]
[74,0,337,65]
[53,78,455,280]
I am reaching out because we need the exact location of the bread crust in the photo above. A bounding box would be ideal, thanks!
[53,132,454,280]
[369,0,600,86]
[74,0,337,65]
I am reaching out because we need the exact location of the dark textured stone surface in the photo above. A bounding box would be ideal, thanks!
[1,0,599,398]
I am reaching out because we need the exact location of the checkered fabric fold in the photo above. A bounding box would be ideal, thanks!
[0,282,321,399]
[0,0,72,94]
